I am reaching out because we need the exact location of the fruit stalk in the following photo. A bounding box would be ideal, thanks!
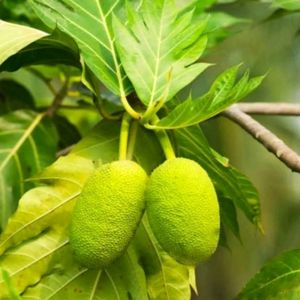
[119,112,132,160]
[152,115,176,160]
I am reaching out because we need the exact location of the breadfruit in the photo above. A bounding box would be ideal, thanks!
[145,157,220,265]
[69,160,148,269]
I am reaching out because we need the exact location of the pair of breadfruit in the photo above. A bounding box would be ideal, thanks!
[69,158,220,268]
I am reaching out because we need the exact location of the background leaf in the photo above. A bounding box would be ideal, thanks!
[113,0,210,106]
[0,20,47,66]
[151,66,264,129]
[272,0,300,11]
[0,80,35,115]
[30,0,133,96]
[0,110,58,230]
[237,249,300,299]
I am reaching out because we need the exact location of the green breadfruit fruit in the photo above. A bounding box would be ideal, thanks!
[69,160,148,269]
[145,157,220,265]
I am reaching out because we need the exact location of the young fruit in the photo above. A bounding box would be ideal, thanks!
[145,157,220,265]
[69,160,148,269]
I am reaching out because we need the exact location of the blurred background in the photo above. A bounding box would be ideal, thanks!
[1,0,300,299]
[195,2,300,299]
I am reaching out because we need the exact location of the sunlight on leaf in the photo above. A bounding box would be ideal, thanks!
[0,20,47,66]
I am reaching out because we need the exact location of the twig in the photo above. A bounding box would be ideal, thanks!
[46,78,70,117]
[237,103,300,115]
[222,105,300,173]
[56,145,74,158]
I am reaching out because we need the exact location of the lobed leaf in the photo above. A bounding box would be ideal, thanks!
[113,0,210,106]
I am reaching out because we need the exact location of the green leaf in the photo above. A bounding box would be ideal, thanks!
[71,120,120,163]
[272,0,300,10]
[0,110,58,231]
[151,66,265,129]
[0,20,48,66]
[113,0,210,106]
[0,30,80,72]
[174,125,261,226]
[30,0,134,95]
[218,193,240,240]
[237,249,300,299]
[0,80,35,115]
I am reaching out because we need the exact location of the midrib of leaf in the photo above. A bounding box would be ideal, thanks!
[6,239,69,280]
[244,269,300,297]
[94,0,127,97]
[149,5,165,106]
[0,112,44,172]
[0,191,80,251]
[105,270,121,300]
[35,2,116,76]
[142,220,170,300]
[89,270,102,300]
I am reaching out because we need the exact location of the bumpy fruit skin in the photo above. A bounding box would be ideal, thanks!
[69,160,148,269]
[145,158,220,265]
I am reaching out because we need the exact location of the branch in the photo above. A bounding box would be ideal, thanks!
[236,102,300,115]
[222,105,300,173]
[46,78,70,117]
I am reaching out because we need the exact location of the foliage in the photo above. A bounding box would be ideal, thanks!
[0,0,298,299]
[238,249,300,299]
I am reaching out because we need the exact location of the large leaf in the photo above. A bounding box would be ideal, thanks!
[0,120,193,299]
[113,0,210,106]
[0,20,48,66]
[0,110,58,231]
[30,0,134,96]
[174,125,261,227]
[149,65,264,129]
[237,249,300,299]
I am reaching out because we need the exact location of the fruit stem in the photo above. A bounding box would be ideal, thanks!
[151,115,176,160]
[127,120,139,160]
[119,112,132,160]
